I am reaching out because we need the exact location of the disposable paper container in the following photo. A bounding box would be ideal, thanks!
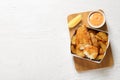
[71,27,109,63]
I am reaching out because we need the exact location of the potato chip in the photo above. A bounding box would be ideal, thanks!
[99,41,107,52]
[71,35,76,45]
[71,45,76,54]
[96,54,104,60]
[96,32,108,41]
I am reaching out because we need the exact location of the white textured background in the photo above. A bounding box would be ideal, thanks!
[0,0,120,80]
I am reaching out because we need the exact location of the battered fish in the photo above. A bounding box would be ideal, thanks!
[76,25,91,50]
[84,45,98,59]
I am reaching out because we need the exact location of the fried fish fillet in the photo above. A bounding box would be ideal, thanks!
[84,45,98,59]
[76,25,91,50]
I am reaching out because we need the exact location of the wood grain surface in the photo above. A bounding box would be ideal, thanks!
[67,11,114,72]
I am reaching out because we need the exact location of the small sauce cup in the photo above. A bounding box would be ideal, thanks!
[87,10,105,28]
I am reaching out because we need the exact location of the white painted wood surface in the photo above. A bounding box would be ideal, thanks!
[0,0,119,80]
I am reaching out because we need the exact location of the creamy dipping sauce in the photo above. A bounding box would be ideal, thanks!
[89,12,104,27]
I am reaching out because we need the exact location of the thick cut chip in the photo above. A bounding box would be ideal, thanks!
[71,45,76,54]
[75,44,85,58]
[76,49,85,58]
[99,48,104,55]
[71,35,76,45]
[96,32,108,41]
[96,54,104,60]
[99,41,107,52]
[89,32,98,47]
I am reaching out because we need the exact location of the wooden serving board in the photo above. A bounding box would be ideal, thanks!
[67,11,114,72]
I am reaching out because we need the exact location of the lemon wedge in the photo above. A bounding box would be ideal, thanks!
[68,14,82,28]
